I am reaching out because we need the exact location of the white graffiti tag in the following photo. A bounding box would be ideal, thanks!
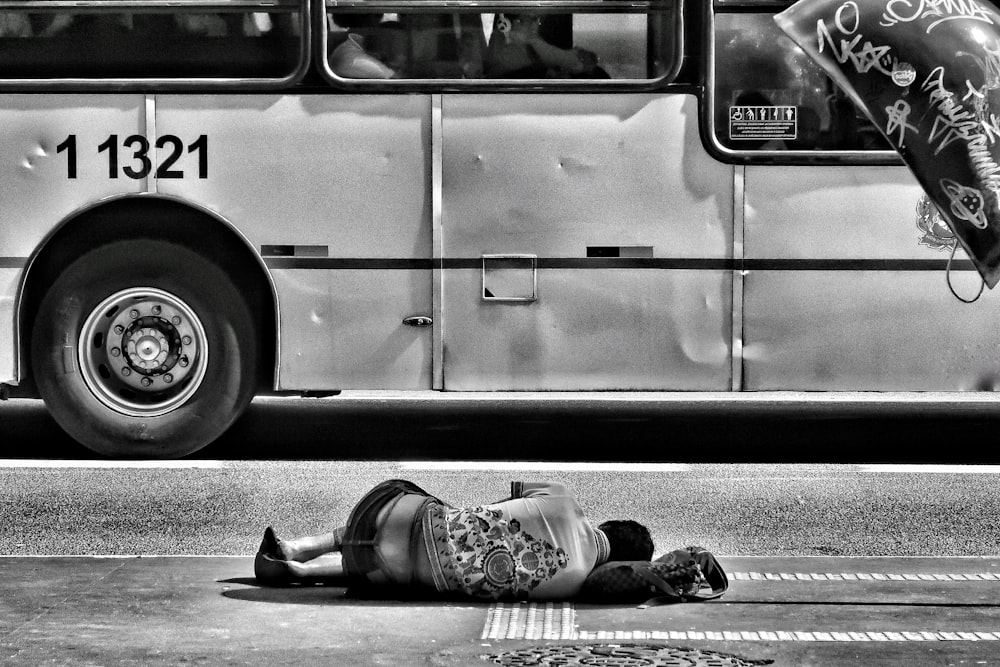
[922,68,1000,194]
[885,99,918,145]
[880,0,994,33]
[817,2,895,76]
[941,178,989,229]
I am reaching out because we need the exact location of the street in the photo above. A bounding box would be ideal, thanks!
[6,393,1000,462]
[2,448,999,665]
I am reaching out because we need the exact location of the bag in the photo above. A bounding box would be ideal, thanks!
[580,546,728,607]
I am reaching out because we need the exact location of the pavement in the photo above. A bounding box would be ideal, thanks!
[2,555,998,666]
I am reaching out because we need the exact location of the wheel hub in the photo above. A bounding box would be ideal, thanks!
[79,287,208,417]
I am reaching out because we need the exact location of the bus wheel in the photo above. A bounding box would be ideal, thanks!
[30,239,258,458]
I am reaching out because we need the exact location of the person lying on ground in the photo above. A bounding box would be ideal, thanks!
[254,478,654,600]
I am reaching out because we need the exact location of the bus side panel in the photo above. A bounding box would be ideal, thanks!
[155,95,432,389]
[0,269,18,384]
[0,95,146,257]
[440,94,733,390]
[443,268,730,390]
[744,166,925,260]
[155,95,431,256]
[270,269,432,389]
[0,94,145,385]
[744,270,1000,390]
[743,165,1000,390]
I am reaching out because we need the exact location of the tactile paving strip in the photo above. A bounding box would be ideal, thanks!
[481,602,576,640]
[481,603,1000,642]
[732,572,1000,581]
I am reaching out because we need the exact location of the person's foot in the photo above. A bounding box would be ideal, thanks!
[254,551,297,586]
[258,526,292,560]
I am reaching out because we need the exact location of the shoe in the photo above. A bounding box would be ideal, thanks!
[254,551,294,586]
[258,526,280,557]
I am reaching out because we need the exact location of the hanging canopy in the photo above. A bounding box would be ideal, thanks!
[775,0,1000,288]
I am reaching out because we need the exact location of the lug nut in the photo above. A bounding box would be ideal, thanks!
[121,367,132,377]
[171,316,181,325]
[141,377,152,387]
[182,336,192,346]
[152,305,161,315]
[114,325,124,335]
[163,374,173,384]
[110,348,121,358]
[179,356,189,367]
[129,309,139,319]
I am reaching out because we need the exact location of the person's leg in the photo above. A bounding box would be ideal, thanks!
[284,527,344,561]
[255,526,351,586]
[254,550,349,585]
[259,526,345,562]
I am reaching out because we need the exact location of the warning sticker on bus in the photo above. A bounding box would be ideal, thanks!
[729,105,797,141]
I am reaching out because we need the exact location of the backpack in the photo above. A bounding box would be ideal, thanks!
[580,546,729,608]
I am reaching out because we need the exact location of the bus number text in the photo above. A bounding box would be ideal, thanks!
[56,134,208,180]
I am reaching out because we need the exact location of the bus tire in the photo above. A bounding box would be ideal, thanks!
[30,239,258,458]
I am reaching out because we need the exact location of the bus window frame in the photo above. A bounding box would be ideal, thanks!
[0,0,311,90]
[703,0,902,165]
[314,0,685,91]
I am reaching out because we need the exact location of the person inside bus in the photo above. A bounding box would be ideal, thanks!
[398,14,486,79]
[0,12,32,37]
[35,12,133,38]
[174,12,272,37]
[484,13,607,79]
[329,14,405,79]
[253,479,654,600]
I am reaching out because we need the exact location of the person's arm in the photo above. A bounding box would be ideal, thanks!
[523,38,588,74]
[336,52,396,79]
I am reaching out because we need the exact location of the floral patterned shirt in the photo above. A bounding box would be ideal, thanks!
[423,481,610,600]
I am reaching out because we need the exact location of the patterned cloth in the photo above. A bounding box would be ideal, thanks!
[425,504,569,599]
[422,481,608,600]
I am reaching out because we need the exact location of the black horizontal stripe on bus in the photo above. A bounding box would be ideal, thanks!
[263,257,979,271]
[0,257,27,269]
[262,258,734,269]
[743,258,979,271]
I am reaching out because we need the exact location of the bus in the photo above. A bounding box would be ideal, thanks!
[0,0,995,458]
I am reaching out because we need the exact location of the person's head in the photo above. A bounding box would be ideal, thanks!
[598,520,654,561]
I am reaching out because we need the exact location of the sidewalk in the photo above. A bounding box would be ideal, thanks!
[2,556,998,666]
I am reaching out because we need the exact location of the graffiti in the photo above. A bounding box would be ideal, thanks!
[941,178,989,228]
[959,81,1000,144]
[817,4,895,76]
[885,99,918,145]
[775,0,1000,287]
[921,67,1000,204]
[880,0,994,33]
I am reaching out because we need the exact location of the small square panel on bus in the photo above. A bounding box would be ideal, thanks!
[482,254,537,302]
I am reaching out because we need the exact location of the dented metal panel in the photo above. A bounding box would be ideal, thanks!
[0,94,145,257]
[154,95,431,257]
[154,95,433,388]
[0,268,19,383]
[440,94,733,390]
[744,270,1000,391]
[443,268,731,390]
[270,269,431,389]
[744,165,925,259]
[0,94,144,384]
[442,94,732,257]
[743,165,999,390]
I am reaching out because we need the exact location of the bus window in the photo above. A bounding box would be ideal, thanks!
[0,1,306,85]
[323,2,681,84]
[712,6,891,153]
